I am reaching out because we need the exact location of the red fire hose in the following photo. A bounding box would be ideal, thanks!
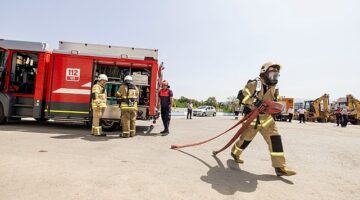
[170,100,282,155]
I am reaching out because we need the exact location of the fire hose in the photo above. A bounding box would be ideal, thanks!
[170,100,283,155]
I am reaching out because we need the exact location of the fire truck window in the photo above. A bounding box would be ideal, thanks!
[0,50,6,90]
[10,53,38,94]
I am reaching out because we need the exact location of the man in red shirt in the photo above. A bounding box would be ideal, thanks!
[335,106,342,126]
[157,80,174,136]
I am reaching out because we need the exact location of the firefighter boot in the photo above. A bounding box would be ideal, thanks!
[275,167,296,176]
[121,133,130,138]
[231,143,244,164]
[92,126,106,136]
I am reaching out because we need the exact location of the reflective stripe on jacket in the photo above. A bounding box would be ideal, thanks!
[92,83,107,108]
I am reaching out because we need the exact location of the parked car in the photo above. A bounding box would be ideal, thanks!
[193,106,216,117]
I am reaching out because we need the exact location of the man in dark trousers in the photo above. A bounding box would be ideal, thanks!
[335,106,342,126]
[157,80,173,136]
[297,107,306,123]
[187,101,193,119]
[288,106,294,122]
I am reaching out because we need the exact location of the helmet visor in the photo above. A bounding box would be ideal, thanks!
[268,71,280,82]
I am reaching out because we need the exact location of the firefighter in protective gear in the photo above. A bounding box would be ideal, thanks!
[116,75,139,138]
[231,62,296,176]
[91,74,108,136]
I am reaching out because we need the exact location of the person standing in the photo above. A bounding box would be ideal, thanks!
[288,107,294,122]
[187,101,193,119]
[157,80,173,136]
[335,106,342,126]
[116,75,139,138]
[231,62,296,176]
[297,107,306,123]
[91,74,108,136]
[234,106,240,120]
[341,107,348,127]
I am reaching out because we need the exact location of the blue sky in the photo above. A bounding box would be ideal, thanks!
[1,0,359,102]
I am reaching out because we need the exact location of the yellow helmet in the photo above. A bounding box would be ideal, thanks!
[260,62,282,74]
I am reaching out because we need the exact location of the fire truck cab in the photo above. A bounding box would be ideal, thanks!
[0,39,161,131]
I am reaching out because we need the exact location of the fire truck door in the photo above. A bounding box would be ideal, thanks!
[32,53,48,119]
[9,52,39,94]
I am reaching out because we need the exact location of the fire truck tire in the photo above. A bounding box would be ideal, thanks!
[0,103,7,124]
[350,120,360,125]
[101,120,119,131]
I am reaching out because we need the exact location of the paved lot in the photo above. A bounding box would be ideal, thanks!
[0,116,359,200]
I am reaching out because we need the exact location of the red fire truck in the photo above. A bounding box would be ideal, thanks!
[0,39,161,131]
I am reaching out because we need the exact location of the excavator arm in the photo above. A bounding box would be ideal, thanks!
[311,94,330,119]
[346,95,360,120]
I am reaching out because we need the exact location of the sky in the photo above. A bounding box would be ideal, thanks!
[1,0,359,102]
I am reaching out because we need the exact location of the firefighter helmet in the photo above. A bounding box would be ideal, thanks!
[260,62,281,74]
[98,74,108,81]
[124,75,133,83]
[260,62,281,86]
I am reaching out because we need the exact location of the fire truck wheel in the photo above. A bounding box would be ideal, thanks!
[350,120,360,125]
[101,120,119,131]
[0,103,7,124]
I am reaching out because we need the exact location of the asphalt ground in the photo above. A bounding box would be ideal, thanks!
[0,116,359,200]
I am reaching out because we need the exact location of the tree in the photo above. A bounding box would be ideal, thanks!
[205,97,218,107]
[174,96,204,108]
[224,96,239,113]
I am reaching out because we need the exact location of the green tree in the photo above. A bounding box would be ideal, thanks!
[174,96,204,108]
[224,96,239,113]
[205,97,218,107]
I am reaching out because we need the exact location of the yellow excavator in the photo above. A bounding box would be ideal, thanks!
[303,93,330,122]
[346,94,360,125]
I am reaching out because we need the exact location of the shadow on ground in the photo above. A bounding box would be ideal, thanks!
[0,121,160,141]
[177,150,294,195]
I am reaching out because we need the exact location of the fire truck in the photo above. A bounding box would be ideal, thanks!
[0,39,162,131]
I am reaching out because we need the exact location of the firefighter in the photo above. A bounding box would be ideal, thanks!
[231,62,296,176]
[116,75,139,138]
[157,80,173,136]
[91,74,108,136]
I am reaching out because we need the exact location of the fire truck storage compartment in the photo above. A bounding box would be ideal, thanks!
[95,63,151,120]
